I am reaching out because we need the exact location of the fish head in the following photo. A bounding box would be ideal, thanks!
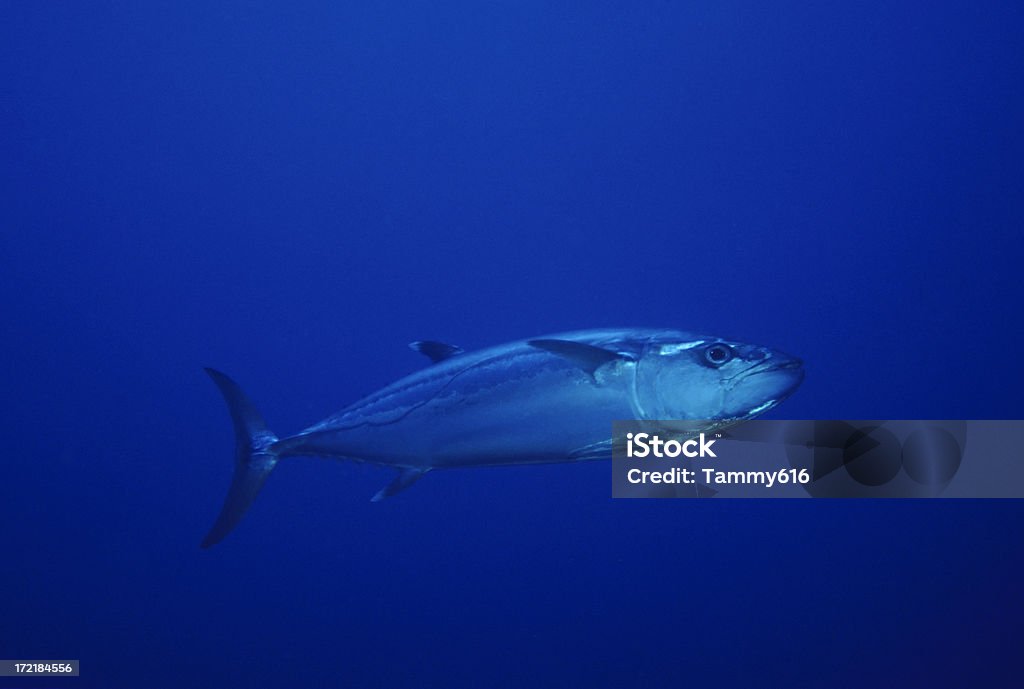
[634,335,804,422]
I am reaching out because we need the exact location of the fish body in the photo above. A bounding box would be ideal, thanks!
[282,329,651,468]
[202,328,804,546]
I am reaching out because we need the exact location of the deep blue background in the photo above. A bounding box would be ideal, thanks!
[2,2,1022,687]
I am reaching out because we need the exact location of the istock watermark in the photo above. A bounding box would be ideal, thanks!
[625,432,718,458]
[611,420,1024,498]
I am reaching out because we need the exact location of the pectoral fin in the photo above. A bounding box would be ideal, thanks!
[528,339,630,376]
[371,467,429,502]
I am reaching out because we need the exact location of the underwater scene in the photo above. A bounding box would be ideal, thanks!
[2,2,1022,687]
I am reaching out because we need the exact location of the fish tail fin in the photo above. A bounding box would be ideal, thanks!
[201,368,280,548]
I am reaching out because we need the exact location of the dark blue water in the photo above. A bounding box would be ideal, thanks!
[3,2,1022,687]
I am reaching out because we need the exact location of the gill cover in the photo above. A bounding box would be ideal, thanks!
[633,339,725,419]
[634,337,803,422]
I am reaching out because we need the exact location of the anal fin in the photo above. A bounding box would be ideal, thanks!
[371,467,429,502]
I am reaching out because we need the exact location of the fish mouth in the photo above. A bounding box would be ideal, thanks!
[725,356,805,413]
[730,356,804,385]
[733,367,805,421]
[744,356,803,377]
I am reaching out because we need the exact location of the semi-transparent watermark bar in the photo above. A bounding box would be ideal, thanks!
[611,420,1024,498]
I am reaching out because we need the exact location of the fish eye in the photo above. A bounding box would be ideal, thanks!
[704,344,733,366]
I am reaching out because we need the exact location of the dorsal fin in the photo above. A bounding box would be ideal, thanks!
[409,340,464,363]
[528,339,628,375]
